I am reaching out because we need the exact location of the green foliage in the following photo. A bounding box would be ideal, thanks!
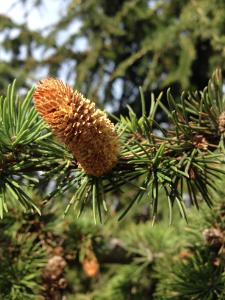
[0,221,46,300]
[1,2,225,299]
[0,70,224,222]
[0,80,72,217]
[91,223,183,300]
[154,198,225,299]
[1,0,225,110]
[0,189,224,299]
[58,69,225,222]
[155,247,225,300]
[63,195,225,300]
[93,265,152,300]
[67,194,225,300]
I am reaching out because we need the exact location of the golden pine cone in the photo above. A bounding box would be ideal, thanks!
[33,78,120,176]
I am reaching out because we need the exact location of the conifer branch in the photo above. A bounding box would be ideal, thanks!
[0,70,224,221]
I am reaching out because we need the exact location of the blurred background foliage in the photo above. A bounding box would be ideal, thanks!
[1,0,225,114]
[1,191,225,299]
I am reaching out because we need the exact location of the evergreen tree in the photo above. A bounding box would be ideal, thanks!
[1,0,225,112]
[1,1,225,299]
[0,67,225,299]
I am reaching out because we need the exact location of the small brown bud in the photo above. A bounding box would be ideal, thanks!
[218,111,225,133]
[179,250,190,259]
[33,78,120,176]
[58,277,68,289]
[188,167,197,180]
[213,258,221,267]
[202,227,224,249]
[43,255,67,280]
[192,135,208,151]
[82,249,99,278]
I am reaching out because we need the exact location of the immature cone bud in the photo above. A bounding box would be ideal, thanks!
[33,78,120,176]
